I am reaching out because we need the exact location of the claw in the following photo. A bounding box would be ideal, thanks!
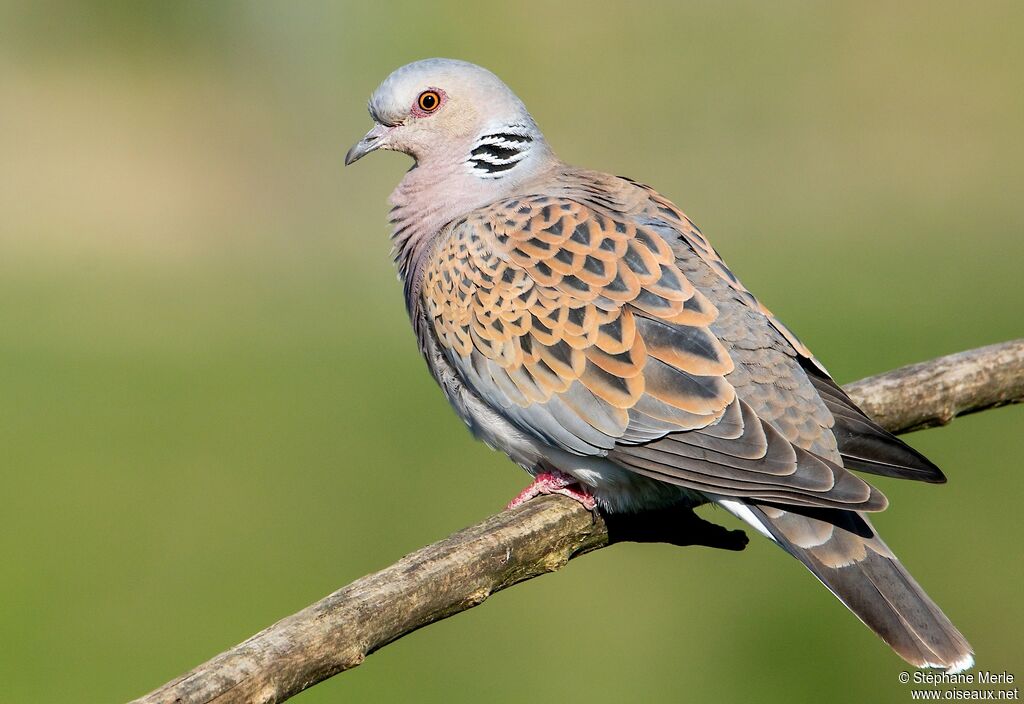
[506,470,597,511]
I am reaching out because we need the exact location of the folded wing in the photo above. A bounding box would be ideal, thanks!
[421,187,885,511]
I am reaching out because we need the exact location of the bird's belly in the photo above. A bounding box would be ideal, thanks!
[541,444,705,513]
[425,337,545,468]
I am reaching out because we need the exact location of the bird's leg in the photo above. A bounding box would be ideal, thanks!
[506,468,597,511]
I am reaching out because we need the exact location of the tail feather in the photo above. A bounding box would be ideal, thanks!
[717,498,973,672]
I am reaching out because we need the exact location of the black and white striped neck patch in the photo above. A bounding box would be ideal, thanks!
[467,131,533,178]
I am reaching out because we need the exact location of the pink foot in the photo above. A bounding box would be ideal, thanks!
[506,470,598,511]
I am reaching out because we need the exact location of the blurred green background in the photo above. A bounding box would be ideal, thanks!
[1,2,1021,702]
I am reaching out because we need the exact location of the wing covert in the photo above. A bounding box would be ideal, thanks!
[421,187,884,511]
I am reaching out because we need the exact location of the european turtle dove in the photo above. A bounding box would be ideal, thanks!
[345,58,973,673]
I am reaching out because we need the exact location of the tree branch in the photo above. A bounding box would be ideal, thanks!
[130,339,1024,704]
[845,340,1024,434]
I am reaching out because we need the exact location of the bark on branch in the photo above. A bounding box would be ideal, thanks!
[131,339,1024,704]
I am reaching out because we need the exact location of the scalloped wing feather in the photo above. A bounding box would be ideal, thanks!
[421,179,885,511]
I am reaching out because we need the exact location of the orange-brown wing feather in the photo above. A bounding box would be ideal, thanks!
[626,178,942,484]
[421,191,884,510]
[630,180,823,364]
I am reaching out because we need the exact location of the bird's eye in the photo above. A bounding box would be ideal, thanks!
[417,90,441,113]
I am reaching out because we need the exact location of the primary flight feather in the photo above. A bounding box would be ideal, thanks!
[345,58,972,672]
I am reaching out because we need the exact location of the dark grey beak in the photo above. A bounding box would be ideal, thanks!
[345,123,393,166]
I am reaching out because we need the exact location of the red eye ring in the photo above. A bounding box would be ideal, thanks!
[412,88,445,116]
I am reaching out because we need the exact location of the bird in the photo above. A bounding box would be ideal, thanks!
[345,58,973,672]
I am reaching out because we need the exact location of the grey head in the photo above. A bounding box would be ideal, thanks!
[345,59,552,180]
